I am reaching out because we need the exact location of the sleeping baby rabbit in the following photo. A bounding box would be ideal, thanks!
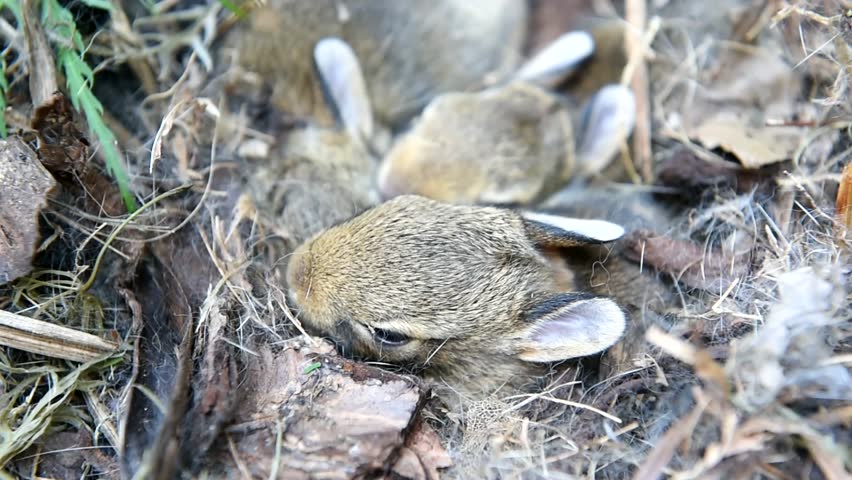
[376,27,637,206]
[285,194,630,395]
[229,0,527,129]
[247,39,379,249]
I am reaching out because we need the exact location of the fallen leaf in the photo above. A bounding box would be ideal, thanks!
[667,42,811,169]
[0,136,57,284]
[689,114,801,169]
[30,93,90,179]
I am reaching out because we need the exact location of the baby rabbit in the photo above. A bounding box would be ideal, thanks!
[248,39,378,249]
[285,194,629,395]
[230,0,527,129]
[376,30,637,206]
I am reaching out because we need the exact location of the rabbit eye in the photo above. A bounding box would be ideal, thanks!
[372,327,410,347]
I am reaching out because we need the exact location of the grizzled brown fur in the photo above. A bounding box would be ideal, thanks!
[228,0,526,127]
[286,195,627,395]
[379,83,576,206]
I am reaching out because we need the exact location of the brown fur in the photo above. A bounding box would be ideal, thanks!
[542,184,683,308]
[285,195,628,395]
[379,82,577,205]
[228,0,527,127]
[249,128,377,250]
[376,21,636,206]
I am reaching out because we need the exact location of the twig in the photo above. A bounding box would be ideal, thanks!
[622,1,658,183]
[84,389,120,450]
[0,309,119,362]
[22,0,58,107]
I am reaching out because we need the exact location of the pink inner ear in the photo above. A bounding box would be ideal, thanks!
[530,303,598,347]
[521,298,627,362]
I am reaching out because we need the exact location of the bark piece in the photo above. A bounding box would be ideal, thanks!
[212,339,425,479]
[0,136,57,284]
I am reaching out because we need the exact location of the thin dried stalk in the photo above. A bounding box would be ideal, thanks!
[22,0,58,108]
[623,0,655,183]
[0,309,119,362]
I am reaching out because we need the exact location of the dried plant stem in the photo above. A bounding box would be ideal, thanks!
[22,0,58,107]
[84,390,120,449]
[78,183,192,295]
[0,309,119,362]
[623,0,655,183]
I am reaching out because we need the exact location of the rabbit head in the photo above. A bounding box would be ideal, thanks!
[249,39,379,248]
[376,31,637,206]
[285,194,628,394]
[229,0,527,128]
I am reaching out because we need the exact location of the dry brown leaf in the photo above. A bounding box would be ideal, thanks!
[0,136,57,284]
[690,115,801,169]
[672,44,810,169]
[30,93,90,179]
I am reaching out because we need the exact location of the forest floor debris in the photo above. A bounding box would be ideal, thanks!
[0,0,849,479]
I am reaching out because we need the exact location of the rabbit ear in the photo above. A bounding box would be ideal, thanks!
[515,31,595,86]
[520,211,624,247]
[314,37,374,142]
[517,294,626,362]
[576,84,636,175]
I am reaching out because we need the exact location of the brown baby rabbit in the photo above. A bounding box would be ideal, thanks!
[248,39,379,249]
[229,0,527,129]
[376,29,637,206]
[285,194,630,395]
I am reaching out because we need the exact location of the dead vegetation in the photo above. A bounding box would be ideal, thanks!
[0,0,849,479]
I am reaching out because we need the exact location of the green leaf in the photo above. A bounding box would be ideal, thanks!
[80,0,113,11]
[217,0,247,18]
[303,362,322,375]
[43,0,138,211]
[58,48,137,211]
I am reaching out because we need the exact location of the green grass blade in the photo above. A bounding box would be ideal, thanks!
[46,0,138,211]
[217,0,247,18]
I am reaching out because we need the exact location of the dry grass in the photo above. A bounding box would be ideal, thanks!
[0,0,849,478]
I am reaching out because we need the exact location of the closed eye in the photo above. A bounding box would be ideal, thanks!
[372,327,410,347]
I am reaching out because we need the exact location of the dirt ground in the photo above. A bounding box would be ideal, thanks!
[0,0,850,479]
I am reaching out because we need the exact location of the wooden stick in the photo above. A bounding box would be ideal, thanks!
[22,0,58,108]
[624,0,654,183]
[0,309,120,362]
